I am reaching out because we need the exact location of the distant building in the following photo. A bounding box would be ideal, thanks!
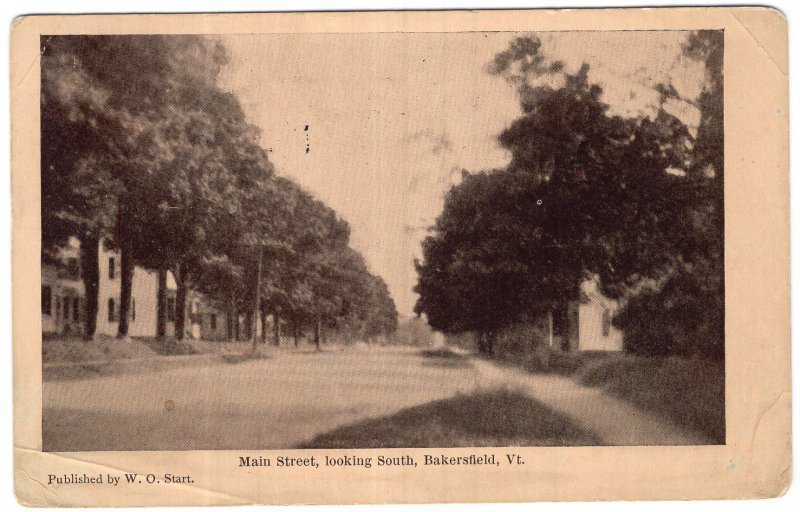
[546,278,623,352]
[442,277,623,354]
[41,239,84,336]
[42,237,227,340]
[189,291,229,341]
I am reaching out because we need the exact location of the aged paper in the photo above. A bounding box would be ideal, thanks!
[12,7,789,506]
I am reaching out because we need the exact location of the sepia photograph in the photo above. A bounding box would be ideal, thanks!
[9,4,794,505]
[38,29,726,453]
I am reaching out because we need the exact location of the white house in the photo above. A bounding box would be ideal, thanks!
[43,238,257,341]
[94,242,178,338]
[548,278,623,352]
[41,239,85,336]
[190,291,229,341]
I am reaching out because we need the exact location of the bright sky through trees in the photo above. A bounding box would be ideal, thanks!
[219,31,705,315]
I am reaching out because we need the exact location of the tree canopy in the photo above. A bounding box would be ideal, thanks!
[415,33,723,359]
[42,35,398,345]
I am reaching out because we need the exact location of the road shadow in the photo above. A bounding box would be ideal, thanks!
[300,389,602,448]
[220,353,273,364]
[418,347,472,369]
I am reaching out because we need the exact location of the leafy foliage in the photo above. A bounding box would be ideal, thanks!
[613,31,724,359]
[415,34,723,359]
[41,35,398,344]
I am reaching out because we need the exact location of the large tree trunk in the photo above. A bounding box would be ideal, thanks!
[260,307,268,344]
[156,269,168,338]
[174,263,188,340]
[117,235,134,339]
[79,233,99,340]
[243,311,252,340]
[485,330,497,357]
[313,312,321,351]
[476,331,486,354]
[562,303,573,352]
[226,294,235,342]
[273,311,281,346]
[251,249,262,355]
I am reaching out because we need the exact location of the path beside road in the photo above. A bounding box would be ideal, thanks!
[471,359,713,445]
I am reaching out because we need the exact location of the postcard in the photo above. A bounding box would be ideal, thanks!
[11,7,790,506]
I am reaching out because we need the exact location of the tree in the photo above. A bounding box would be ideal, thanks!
[42,36,129,339]
[414,170,558,354]
[44,35,399,350]
[109,38,252,340]
[494,55,695,298]
[283,193,352,349]
[193,254,246,341]
[41,35,232,339]
[42,35,284,342]
[359,274,399,339]
[613,31,724,359]
[415,35,716,357]
[307,247,397,345]
[135,114,277,342]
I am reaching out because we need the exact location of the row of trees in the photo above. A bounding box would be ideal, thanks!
[42,35,398,348]
[415,32,723,359]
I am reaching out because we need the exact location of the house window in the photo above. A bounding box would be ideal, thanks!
[55,296,61,319]
[131,298,136,322]
[63,297,70,321]
[66,257,80,280]
[72,297,80,323]
[602,308,612,337]
[108,298,116,322]
[167,297,176,322]
[210,314,217,331]
[108,257,116,279]
[42,286,52,315]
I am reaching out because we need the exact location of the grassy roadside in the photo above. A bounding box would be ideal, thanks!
[302,389,602,448]
[42,336,351,381]
[42,335,156,363]
[537,351,725,444]
[43,336,291,364]
[42,336,275,381]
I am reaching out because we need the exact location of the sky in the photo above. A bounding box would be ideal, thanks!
[218,31,706,316]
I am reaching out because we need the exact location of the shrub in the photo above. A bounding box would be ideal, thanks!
[614,266,723,360]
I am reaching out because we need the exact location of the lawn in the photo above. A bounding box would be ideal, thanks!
[301,389,602,448]
[545,351,725,443]
[42,334,156,363]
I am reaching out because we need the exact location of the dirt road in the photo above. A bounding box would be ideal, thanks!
[42,345,711,451]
